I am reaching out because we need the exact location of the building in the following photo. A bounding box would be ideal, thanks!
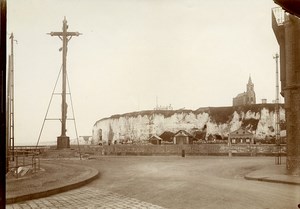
[159,131,175,143]
[148,135,162,145]
[272,7,300,174]
[233,77,256,106]
[154,104,173,111]
[228,127,254,144]
[173,130,195,144]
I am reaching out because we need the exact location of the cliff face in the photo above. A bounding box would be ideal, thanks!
[92,104,285,144]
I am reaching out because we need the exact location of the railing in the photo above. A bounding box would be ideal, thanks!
[272,7,286,26]
[13,145,50,154]
[6,149,41,179]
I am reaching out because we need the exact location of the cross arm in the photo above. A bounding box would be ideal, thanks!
[47,32,82,36]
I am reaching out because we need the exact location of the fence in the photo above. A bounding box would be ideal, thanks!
[13,145,50,154]
[6,148,42,179]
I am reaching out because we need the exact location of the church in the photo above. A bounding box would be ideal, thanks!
[232,77,256,106]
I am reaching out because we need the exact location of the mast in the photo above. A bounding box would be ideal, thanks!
[10,33,15,156]
[6,55,11,164]
[6,33,15,159]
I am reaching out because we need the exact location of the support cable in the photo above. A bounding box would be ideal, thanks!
[66,72,81,159]
[35,66,62,149]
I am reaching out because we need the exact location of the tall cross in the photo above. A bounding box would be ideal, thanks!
[48,17,81,148]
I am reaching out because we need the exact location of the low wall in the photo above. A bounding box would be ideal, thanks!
[76,144,286,157]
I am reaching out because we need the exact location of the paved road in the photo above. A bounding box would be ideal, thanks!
[7,156,300,209]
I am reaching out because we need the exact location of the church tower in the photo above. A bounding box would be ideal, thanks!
[232,76,256,106]
[246,76,256,104]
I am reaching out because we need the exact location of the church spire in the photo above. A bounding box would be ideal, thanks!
[247,75,254,92]
[248,74,253,84]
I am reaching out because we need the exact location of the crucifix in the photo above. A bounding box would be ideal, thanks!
[48,17,81,149]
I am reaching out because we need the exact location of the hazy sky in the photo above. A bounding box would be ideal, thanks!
[7,0,281,145]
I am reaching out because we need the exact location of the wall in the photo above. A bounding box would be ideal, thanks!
[78,144,286,157]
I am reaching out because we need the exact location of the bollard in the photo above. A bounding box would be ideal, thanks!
[38,157,40,170]
[16,156,18,179]
[182,149,185,157]
[22,155,25,166]
[34,157,36,172]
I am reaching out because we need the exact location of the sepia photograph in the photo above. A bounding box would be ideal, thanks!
[2,0,300,208]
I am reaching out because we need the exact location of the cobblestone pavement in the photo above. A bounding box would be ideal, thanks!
[6,187,166,209]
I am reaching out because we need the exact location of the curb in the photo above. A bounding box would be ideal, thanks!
[244,175,300,186]
[6,167,99,204]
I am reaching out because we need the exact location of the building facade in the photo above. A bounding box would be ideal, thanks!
[228,127,254,145]
[272,7,300,174]
[233,77,256,106]
[148,135,162,145]
[173,130,194,145]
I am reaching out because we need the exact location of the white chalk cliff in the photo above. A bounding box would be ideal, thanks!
[92,104,285,144]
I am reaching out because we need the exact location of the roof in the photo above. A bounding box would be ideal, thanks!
[235,92,247,98]
[174,130,192,137]
[159,131,175,142]
[229,127,253,136]
[148,135,163,141]
[174,130,198,141]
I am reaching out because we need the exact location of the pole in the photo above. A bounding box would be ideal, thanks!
[1,1,7,207]
[273,53,281,165]
[9,33,15,159]
[61,19,67,138]
[6,55,11,166]
[48,17,81,149]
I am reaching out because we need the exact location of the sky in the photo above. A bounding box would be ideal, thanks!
[7,0,282,145]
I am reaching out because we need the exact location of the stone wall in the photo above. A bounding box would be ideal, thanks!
[77,144,286,157]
